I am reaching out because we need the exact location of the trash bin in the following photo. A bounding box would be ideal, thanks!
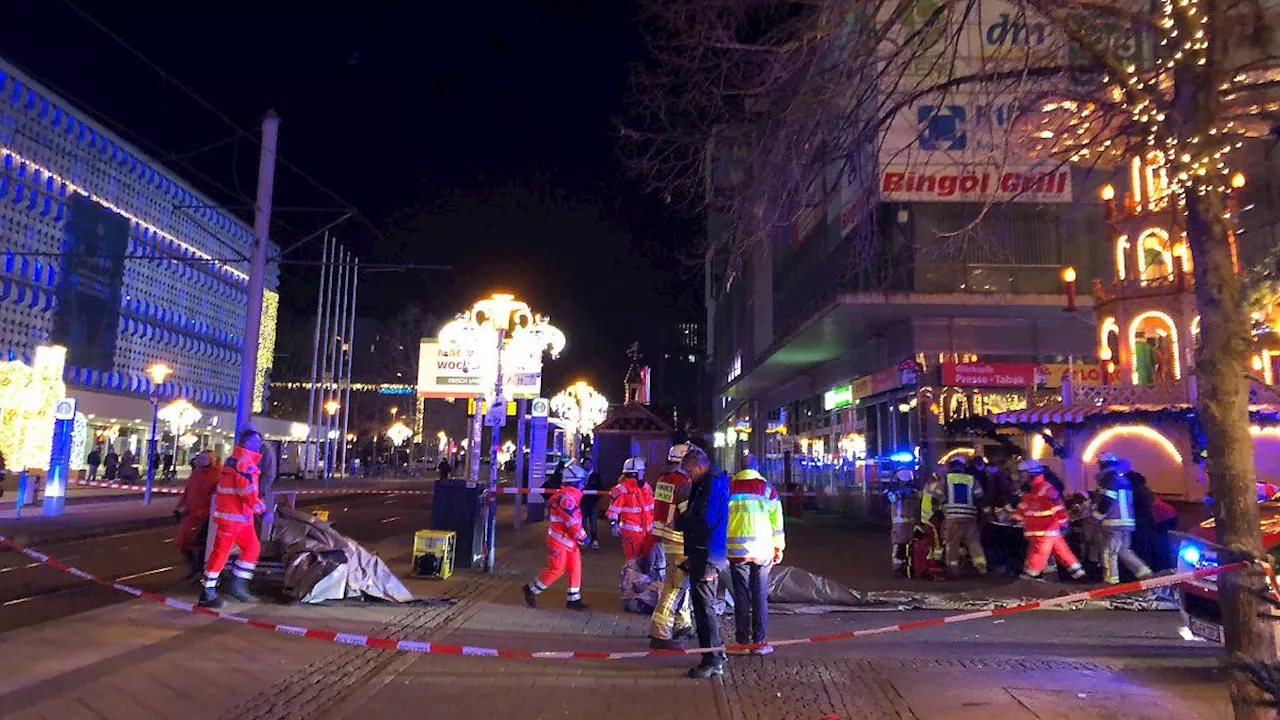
[430,479,486,569]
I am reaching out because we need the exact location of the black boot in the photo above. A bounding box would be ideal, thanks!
[565,598,589,611]
[522,584,538,608]
[184,552,203,581]
[226,575,259,603]
[687,653,726,679]
[197,587,225,609]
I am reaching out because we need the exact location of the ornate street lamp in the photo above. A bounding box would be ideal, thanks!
[439,292,564,572]
[143,363,173,505]
[387,420,412,469]
[550,381,609,460]
[158,398,201,478]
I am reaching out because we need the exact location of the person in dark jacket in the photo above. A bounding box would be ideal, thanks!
[581,458,604,549]
[675,444,729,679]
[1127,469,1162,571]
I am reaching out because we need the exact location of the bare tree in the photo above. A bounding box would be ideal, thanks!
[624,0,1280,715]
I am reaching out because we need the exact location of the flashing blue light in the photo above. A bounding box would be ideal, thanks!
[1179,544,1202,566]
[889,452,915,463]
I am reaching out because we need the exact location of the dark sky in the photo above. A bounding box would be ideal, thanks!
[3,0,700,395]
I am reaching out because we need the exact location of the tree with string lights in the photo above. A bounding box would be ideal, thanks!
[624,0,1280,714]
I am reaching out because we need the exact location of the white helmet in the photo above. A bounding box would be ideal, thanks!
[562,462,588,485]
[1018,459,1044,474]
[668,443,690,463]
[893,468,914,483]
[1097,452,1122,469]
[623,457,646,475]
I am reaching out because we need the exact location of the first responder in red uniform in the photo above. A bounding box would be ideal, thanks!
[523,462,591,610]
[646,443,696,649]
[1012,460,1085,580]
[199,429,267,609]
[174,449,220,580]
[607,456,654,559]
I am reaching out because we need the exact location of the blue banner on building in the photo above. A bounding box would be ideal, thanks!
[52,196,128,371]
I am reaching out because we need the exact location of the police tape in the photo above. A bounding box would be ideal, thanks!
[494,487,820,498]
[68,478,432,496]
[0,532,1246,660]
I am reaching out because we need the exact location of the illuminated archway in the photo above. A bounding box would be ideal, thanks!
[938,447,975,465]
[1129,311,1180,384]
[1099,317,1120,371]
[1082,425,1183,465]
[1137,228,1173,281]
[1115,235,1130,280]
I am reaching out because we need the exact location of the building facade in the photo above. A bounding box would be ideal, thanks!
[0,58,288,465]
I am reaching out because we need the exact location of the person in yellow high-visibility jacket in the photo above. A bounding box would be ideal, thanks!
[725,465,785,655]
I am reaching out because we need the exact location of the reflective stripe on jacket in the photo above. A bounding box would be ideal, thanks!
[650,469,692,543]
[1093,470,1136,528]
[547,486,587,549]
[942,472,982,518]
[1012,475,1069,536]
[212,446,264,524]
[607,477,654,535]
[726,470,785,563]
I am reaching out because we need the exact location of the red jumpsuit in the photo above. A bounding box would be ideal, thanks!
[607,477,655,559]
[533,486,588,601]
[203,446,266,591]
[1013,474,1083,578]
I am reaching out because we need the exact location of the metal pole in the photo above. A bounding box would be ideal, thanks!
[235,110,281,437]
[468,400,483,482]
[143,396,159,505]
[514,398,527,530]
[305,233,332,481]
[339,258,358,479]
[485,329,506,573]
[327,248,349,478]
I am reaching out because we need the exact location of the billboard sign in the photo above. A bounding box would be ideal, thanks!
[877,0,1073,204]
[417,339,543,399]
[942,361,1035,387]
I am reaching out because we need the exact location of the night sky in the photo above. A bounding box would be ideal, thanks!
[3,0,700,396]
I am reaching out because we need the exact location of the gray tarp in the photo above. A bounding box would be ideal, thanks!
[272,506,414,604]
[761,566,1178,614]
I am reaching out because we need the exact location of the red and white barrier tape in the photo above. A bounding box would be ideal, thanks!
[69,478,432,496]
[0,533,1245,660]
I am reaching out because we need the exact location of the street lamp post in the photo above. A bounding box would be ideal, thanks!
[143,363,173,505]
[388,421,412,471]
[550,381,609,461]
[439,293,565,573]
[322,399,340,485]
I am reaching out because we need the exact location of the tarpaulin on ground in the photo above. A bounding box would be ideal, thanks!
[272,506,414,604]
[620,542,666,614]
[763,566,1178,614]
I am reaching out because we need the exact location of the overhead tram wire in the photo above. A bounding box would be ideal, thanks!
[59,0,434,268]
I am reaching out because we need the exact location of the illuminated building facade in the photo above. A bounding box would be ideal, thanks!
[0,59,290,461]
[982,154,1280,500]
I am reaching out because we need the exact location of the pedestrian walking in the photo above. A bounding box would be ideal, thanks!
[174,449,220,580]
[437,458,451,481]
[887,468,919,575]
[582,457,605,549]
[87,446,102,481]
[1093,453,1152,584]
[199,430,268,609]
[725,461,784,656]
[675,443,730,679]
[938,457,987,577]
[645,443,696,649]
[1011,460,1084,580]
[523,462,591,610]
[607,457,654,559]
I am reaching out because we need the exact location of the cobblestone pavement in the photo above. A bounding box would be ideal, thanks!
[0,509,1237,720]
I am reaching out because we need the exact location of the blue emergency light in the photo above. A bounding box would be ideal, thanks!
[1179,544,1201,565]
[889,452,914,463]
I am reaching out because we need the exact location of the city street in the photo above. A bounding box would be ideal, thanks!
[0,499,1233,719]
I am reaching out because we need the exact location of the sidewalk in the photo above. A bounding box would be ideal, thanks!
[0,509,1233,719]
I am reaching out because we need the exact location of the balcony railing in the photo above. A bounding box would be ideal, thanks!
[1070,378,1193,407]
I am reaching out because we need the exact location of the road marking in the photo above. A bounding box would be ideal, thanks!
[117,566,176,582]
[383,499,396,504]
[380,516,401,524]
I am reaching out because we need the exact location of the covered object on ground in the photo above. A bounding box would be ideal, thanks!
[271,506,414,604]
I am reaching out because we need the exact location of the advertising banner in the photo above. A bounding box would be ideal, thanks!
[417,340,543,399]
[877,0,1074,203]
[53,196,129,370]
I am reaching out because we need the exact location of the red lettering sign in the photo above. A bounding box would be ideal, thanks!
[942,361,1037,387]
[881,169,1071,202]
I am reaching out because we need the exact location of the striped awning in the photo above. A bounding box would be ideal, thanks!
[989,403,1190,426]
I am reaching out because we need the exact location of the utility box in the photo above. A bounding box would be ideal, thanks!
[412,529,456,579]
[430,479,485,569]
